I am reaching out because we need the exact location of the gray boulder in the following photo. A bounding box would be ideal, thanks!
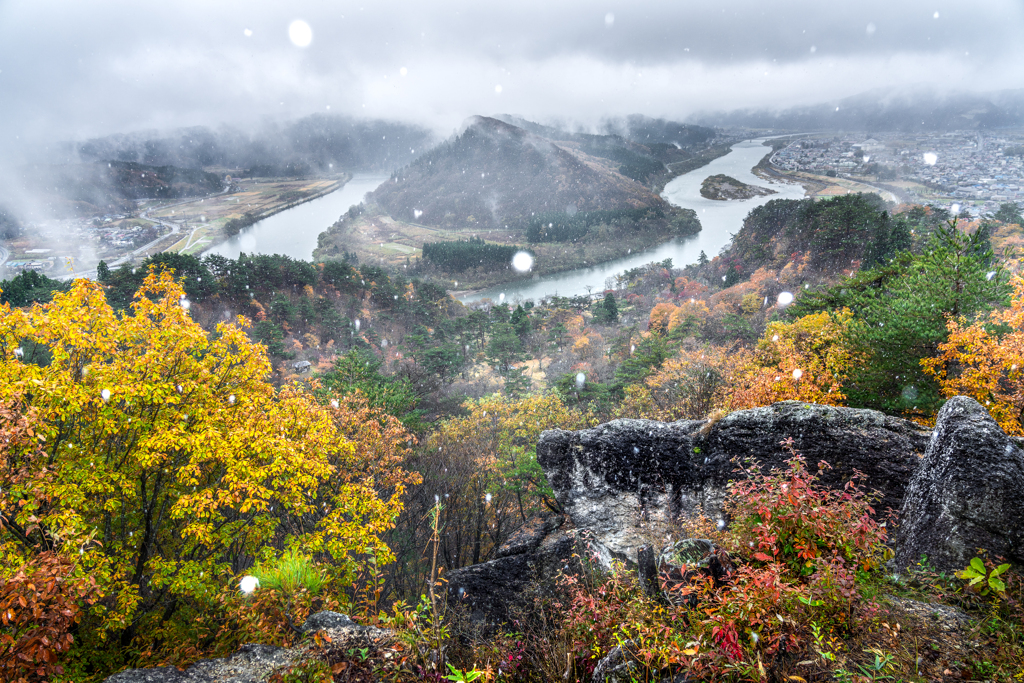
[538,401,929,569]
[892,396,1024,572]
[103,613,392,683]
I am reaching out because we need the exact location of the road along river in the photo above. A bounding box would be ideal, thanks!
[204,174,388,261]
[460,139,808,304]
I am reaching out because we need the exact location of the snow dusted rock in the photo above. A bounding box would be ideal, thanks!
[537,401,929,570]
[892,396,1024,572]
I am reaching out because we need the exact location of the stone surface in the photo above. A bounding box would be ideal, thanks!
[592,643,636,683]
[892,396,1024,572]
[538,402,928,569]
[445,511,580,627]
[103,613,393,683]
[300,610,356,632]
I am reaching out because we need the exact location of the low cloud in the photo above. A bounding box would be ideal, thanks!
[0,0,1021,154]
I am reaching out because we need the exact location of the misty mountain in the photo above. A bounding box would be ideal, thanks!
[10,161,223,218]
[492,114,715,148]
[602,115,718,147]
[72,114,436,174]
[692,88,1024,132]
[366,115,673,231]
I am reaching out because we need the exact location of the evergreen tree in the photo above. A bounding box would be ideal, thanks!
[993,202,1023,225]
[510,305,531,338]
[796,219,1010,416]
[0,270,68,307]
[889,215,913,255]
[614,332,673,387]
[602,292,619,323]
[321,348,423,429]
[486,322,527,377]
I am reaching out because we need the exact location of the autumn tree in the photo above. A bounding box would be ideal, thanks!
[923,275,1024,435]
[0,272,414,673]
[730,309,861,410]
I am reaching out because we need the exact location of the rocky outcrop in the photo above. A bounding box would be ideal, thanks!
[103,612,392,683]
[537,401,929,569]
[892,396,1024,572]
[445,511,580,627]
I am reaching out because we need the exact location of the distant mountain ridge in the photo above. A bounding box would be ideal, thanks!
[691,87,1024,132]
[366,115,675,232]
[66,114,436,174]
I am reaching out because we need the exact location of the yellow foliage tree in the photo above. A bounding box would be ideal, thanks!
[731,309,860,409]
[922,275,1024,434]
[0,272,412,665]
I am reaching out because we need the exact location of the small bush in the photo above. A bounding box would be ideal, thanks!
[0,553,98,683]
[253,548,326,597]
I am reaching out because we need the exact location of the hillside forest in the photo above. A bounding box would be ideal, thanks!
[3,194,1024,681]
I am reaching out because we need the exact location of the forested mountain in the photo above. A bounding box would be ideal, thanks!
[366,116,673,231]
[11,161,224,216]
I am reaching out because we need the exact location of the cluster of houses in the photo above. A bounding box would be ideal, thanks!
[772,131,1024,213]
[3,214,158,274]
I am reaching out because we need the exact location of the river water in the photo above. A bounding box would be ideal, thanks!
[461,139,807,303]
[204,174,388,261]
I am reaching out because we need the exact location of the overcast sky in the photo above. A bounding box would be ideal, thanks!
[1,0,1022,156]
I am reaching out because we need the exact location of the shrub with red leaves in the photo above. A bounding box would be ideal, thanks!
[0,552,98,683]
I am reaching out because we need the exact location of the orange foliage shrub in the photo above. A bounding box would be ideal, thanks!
[649,300,711,336]
[618,345,750,421]
[731,309,860,409]
[923,275,1024,434]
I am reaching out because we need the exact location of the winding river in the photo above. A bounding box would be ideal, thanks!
[204,174,388,261]
[202,141,806,302]
[461,139,807,303]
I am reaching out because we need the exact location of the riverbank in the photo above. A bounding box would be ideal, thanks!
[652,142,736,193]
[208,174,385,261]
[430,228,682,296]
[161,175,350,256]
[756,140,900,203]
[316,202,699,293]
